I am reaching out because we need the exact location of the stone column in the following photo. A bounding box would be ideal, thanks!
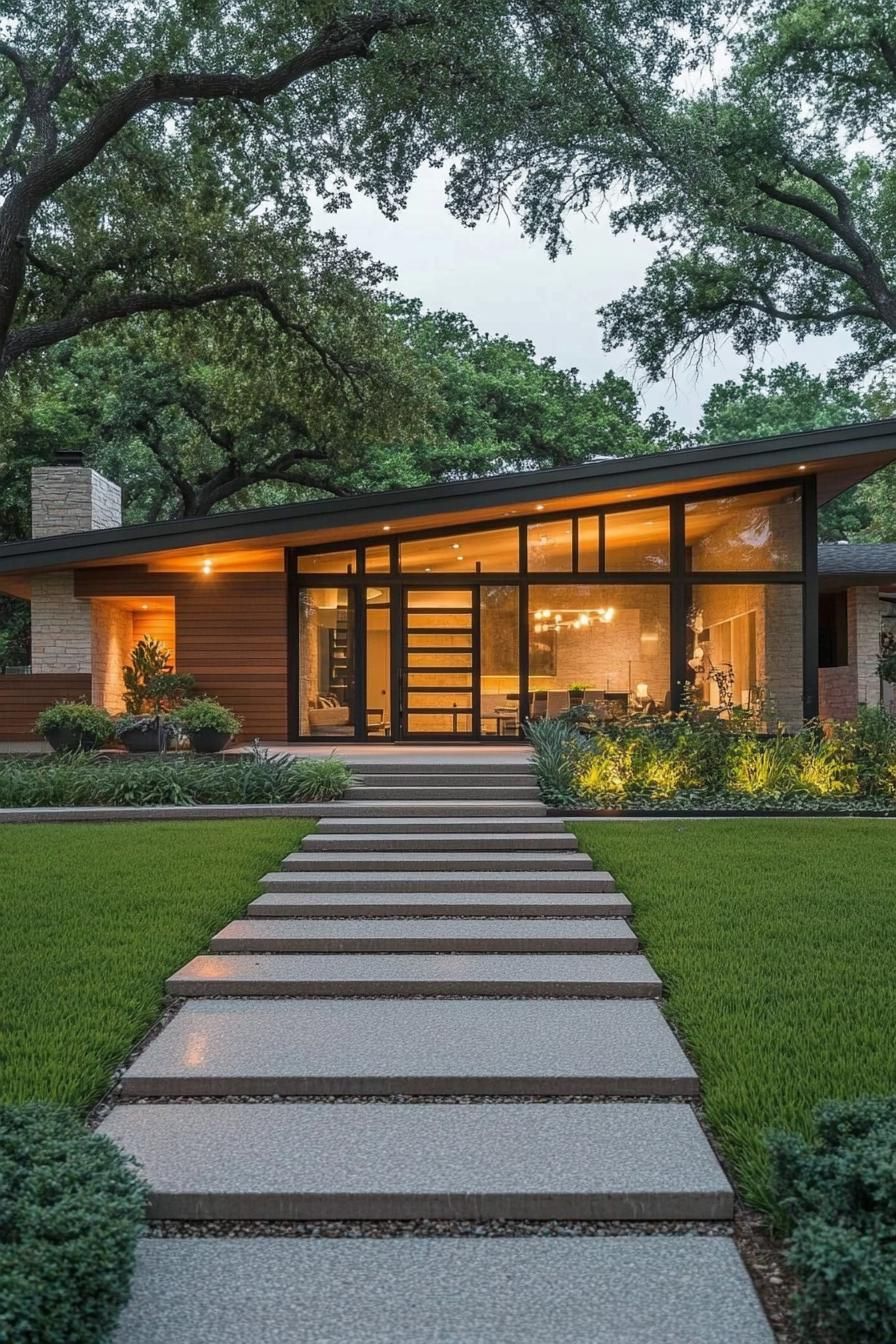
[28,456,123,687]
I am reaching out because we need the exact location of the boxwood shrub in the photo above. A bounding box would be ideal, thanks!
[768,1096,896,1344]
[0,1104,145,1344]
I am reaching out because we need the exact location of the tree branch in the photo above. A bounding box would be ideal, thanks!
[12,11,425,211]
[0,42,34,92]
[0,276,344,370]
[740,218,867,285]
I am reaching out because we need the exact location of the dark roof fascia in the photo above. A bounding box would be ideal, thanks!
[2,417,896,575]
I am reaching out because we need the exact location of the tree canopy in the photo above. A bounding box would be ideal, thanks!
[444,0,896,382]
[0,0,699,377]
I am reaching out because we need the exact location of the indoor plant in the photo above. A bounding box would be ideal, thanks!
[34,701,114,753]
[175,697,241,753]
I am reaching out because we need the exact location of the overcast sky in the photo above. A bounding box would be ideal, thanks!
[314,166,853,432]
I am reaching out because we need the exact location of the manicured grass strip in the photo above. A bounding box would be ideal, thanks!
[0,820,310,1108]
[571,819,896,1212]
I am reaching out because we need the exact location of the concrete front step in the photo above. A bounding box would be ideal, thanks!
[353,771,535,785]
[259,870,616,893]
[166,952,660,998]
[316,816,567,834]
[351,760,532,774]
[279,851,591,872]
[346,786,541,801]
[113,1237,774,1344]
[98,1101,733,1221]
[120,998,693,1097]
[302,832,578,851]
[329,802,548,817]
[210,917,639,953]
[248,889,632,918]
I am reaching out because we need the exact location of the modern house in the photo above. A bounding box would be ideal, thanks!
[1,421,896,743]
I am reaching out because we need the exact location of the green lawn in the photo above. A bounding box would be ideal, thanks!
[572,819,896,1212]
[0,819,309,1108]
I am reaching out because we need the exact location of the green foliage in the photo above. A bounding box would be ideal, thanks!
[289,755,357,802]
[769,1096,896,1343]
[33,701,115,748]
[175,696,242,736]
[524,716,583,807]
[121,636,194,714]
[0,1103,145,1344]
[571,819,896,1209]
[0,751,353,807]
[526,712,896,809]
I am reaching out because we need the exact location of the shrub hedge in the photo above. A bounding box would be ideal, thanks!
[0,1104,145,1344]
[0,750,354,807]
[525,708,896,811]
[768,1096,896,1344]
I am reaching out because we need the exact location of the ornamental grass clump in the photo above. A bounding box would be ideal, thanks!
[768,1096,896,1344]
[0,750,355,807]
[0,1104,145,1344]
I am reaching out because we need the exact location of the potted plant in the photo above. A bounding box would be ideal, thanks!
[118,636,196,752]
[175,697,242,753]
[34,701,115,753]
[568,682,587,707]
[114,713,178,754]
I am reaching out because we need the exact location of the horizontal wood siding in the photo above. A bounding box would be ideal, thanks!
[173,574,287,740]
[74,568,288,738]
[0,673,92,740]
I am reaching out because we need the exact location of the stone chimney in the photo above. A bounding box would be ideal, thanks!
[31,449,122,537]
[29,451,123,680]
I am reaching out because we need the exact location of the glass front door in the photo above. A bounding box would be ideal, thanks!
[400,588,476,736]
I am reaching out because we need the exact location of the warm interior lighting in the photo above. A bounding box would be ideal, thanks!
[535,504,545,511]
[382,525,391,531]
[451,543,460,549]
[798,464,806,471]
[201,559,213,575]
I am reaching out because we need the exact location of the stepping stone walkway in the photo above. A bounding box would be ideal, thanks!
[103,756,774,1343]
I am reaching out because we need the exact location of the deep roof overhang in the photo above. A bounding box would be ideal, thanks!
[2,416,896,581]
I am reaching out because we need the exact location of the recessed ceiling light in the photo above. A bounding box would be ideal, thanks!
[451,543,460,549]
[798,465,806,471]
[535,504,545,511]
[141,603,148,610]
[201,559,213,575]
[457,555,465,561]
[382,525,391,531]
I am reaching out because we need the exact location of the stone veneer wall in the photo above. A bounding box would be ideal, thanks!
[31,467,122,537]
[91,603,134,714]
[30,572,93,674]
[29,465,124,702]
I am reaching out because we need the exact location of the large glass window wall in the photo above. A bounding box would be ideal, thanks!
[289,480,812,738]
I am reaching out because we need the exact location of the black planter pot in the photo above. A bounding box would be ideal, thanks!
[118,724,173,754]
[188,728,233,754]
[44,725,105,754]
[568,691,585,707]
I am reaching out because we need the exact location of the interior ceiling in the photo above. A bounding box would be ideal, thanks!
[92,478,808,576]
